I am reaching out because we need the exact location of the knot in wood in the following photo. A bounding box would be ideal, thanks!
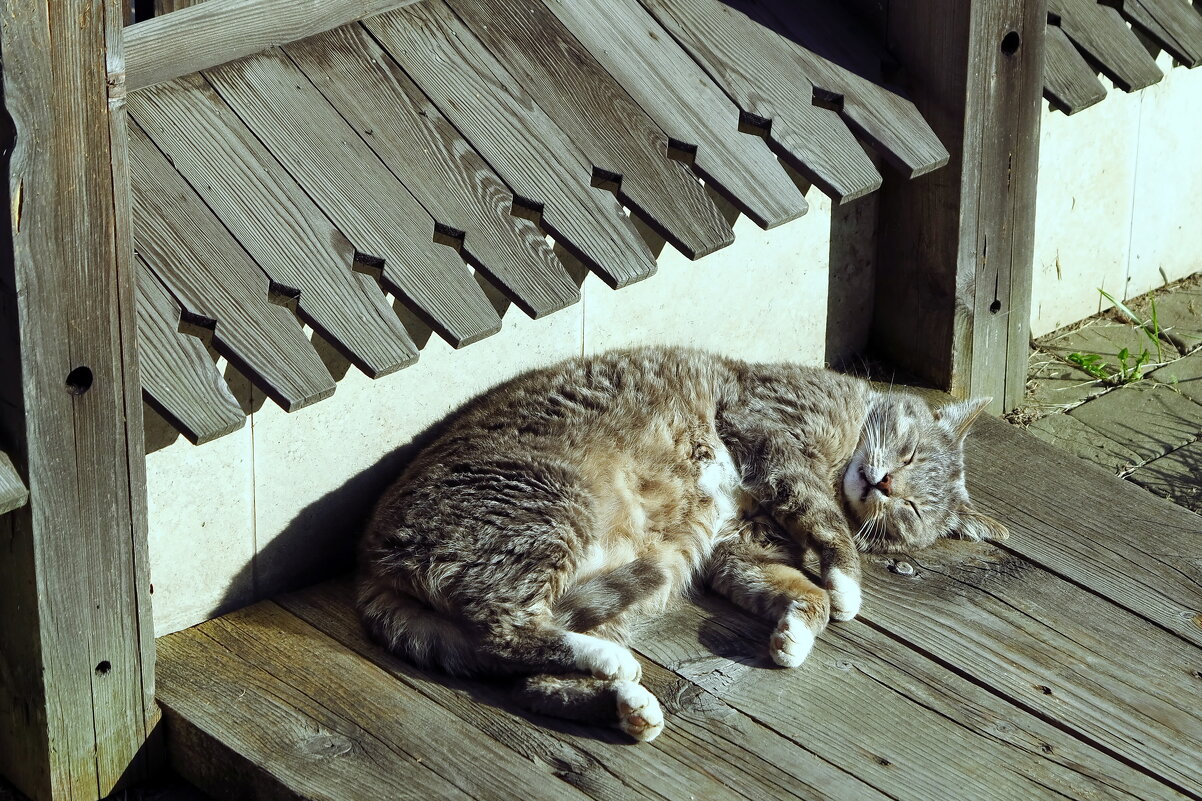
[889,560,915,576]
[298,731,355,758]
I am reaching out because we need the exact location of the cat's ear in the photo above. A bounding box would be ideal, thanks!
[934,397,991,442]
[947,506,1009,542]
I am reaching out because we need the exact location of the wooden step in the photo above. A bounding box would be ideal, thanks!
[156,415,1201,801]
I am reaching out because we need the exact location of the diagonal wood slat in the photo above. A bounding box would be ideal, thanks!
[134,259,246,445]
[1043,22,1109,113]
[0,449,28,516]
[634,0,880,201]
[202,50,510,343]
[129,74,419,379]
[1113,0,1202,67]
[363,3,657,289]
[281,27,581,319]
[1050,0,1164,91]
[735,0,950,178]
[447,0,734,260]
[540,0,810,227]
[128,122,337,412]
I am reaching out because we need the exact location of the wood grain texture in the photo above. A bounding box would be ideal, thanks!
[202,49,506,344]
[280,581,890,801]
[540,0,810,227]
[447,0,734,260]
[0,0,156,798]
[364,4,657,288]
[639,597,1185,801]
[635,0,882,202]
[129,74,419,378]
[128,121,338,412]
[0,449,28,515]
[284,27,580,319]
[859,538,1202,799]
[123,0,423,91]
[1050,0,1164,90]
[1043,23,1108,113]
[735,0,951,178]
[159,603,600,801]
[1113,0,1202,67]
[135,258,246,444]
[872,0,1044,412]
[967,414,1202,649]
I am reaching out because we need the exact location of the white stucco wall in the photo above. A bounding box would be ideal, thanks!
[146,185,848,635]
[1031,55,1202,337]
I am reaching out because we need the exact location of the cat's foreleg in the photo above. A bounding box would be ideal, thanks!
[772,501,863,622]
[515,674,664,742]
[708,523,830,667]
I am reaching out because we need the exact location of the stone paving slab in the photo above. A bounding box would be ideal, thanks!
[1150,348,1202,404]
[1039,319,1180,380]
[1130,284,1202,354]
[1067,380,1202,466]
[1024,348,1108,413]
[1127,439,1202,514]
[1026,412,1143,474]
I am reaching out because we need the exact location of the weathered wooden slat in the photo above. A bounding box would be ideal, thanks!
[123,0,423,91]
[280,580,890,801]
[1113,0,1202,67]
[539,0,811,227]
[0,450,28,516]
[736,0,951,178]
[967,413,1202,650]
[135,258,246,444]
[363,5,657,288]
[128,122,338,411]
[283,28,580,320]
[129,74,419,378]
[203,50,507,343]
[1050,0,1164,90]
[634,0,881,201]
[447,0,734,260]
[639,598,1185,801]
[859,537,1202,798]
[1043,22,1108,113]
[0,0,156,797]
[161,603,602,801]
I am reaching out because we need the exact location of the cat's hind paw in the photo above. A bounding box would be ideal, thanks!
[770,609,817,668]
[826,568,862,622]
[615,681,664,742]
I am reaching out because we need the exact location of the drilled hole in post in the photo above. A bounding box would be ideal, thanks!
[1001,31,1021,55]
[65,366,93,395]
[95,660,111,675]
[989,300,1002,314]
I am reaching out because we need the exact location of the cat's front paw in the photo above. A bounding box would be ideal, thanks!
[567,633,642,682]
[615,681,664,742]
[826,568,862,622]
[769,610,816,668]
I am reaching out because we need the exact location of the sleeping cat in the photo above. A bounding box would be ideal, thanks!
[359,347,1007,741]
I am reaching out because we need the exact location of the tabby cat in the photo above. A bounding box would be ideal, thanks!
[360,347,1007,741]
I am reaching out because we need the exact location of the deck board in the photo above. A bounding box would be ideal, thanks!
[446,0,735,260]
[281,25,581,320]
[129,74,419,379]
[363,3,657,289]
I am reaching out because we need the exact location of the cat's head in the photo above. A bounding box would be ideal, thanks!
[841,393,1008,552]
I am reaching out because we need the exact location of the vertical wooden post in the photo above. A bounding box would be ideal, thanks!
[871,0,1046,412]
[0,0,158,799]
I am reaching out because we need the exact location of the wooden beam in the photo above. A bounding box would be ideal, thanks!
[123,0,423,91]
[0,0,158,798]
[870,0,1046,412]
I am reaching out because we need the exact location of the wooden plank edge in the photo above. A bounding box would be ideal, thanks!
[124,0,423,92]
[0,449,29,515]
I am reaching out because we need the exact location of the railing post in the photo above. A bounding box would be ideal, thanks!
[0,0,158,798]
[871,0,1046,412]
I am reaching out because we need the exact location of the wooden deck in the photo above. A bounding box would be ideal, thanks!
[153,411,1202,800]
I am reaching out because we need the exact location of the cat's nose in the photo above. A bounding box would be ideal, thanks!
[875,474,893,496]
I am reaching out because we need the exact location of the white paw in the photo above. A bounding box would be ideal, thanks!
[827,568,862,622]
[770,613,816,668]
[565,633,641,682]
[615,681,664,742]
